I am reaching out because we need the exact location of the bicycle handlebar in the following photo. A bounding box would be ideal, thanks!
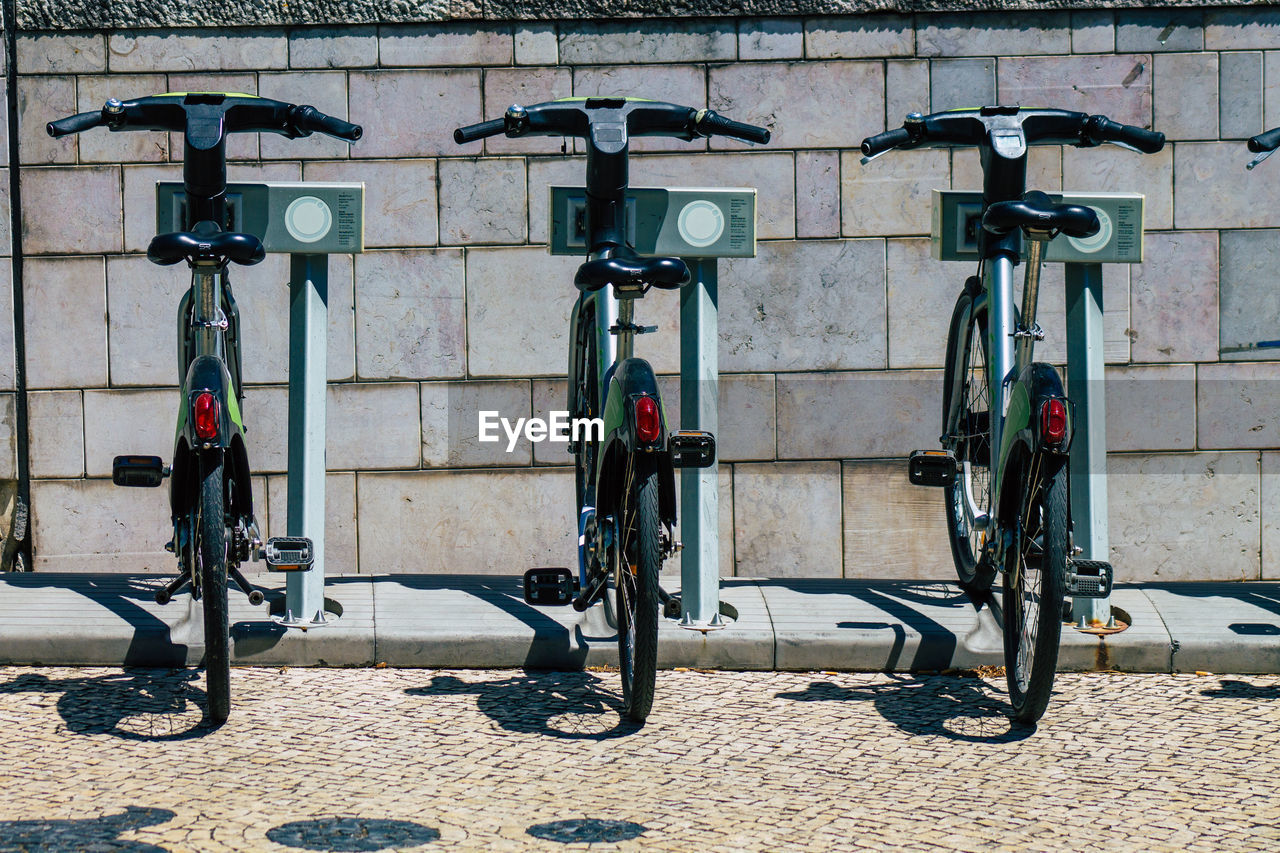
[1248,127,1280,153]
[860,127,913,159]
[453,99,770,146]
[693,109,771,144]
[453,117,506,144]
[47,110,106,138]
[46,94,363,143]
[290,105,362,142]
[861,107,1164,158]
[1081,115,1164,153]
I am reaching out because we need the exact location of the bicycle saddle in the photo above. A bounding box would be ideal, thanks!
[982,191,1100,239]
[574,245,691,293]
[147,222,266,267]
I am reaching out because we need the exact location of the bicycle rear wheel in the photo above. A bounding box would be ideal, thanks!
[941,289,995,593]
[1003,459,1068,724]
[615,460,660,723]
[198,453,231,724]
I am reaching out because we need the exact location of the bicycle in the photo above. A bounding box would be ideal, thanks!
[861,107,1164,723]
[455,98,768,722]
[48,93,361,723]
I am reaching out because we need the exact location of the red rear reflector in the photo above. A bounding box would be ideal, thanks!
[194,392,219,439]
[635,396,660,444]
[1040,398,1067,445]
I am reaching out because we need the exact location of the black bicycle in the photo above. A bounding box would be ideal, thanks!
[456,98,768,721]
[864,107,1163,723]
[48,93,361,723]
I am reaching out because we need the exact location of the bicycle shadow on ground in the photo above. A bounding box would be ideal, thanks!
[376,574,595,670]
[775,673,1033,744]
[760,579,1003,672]
[1144,581,1280,631]
[0,668,215,740]
[405,670,642,740]
[1200,678,1280,700]
[0,806,174,852]
[1,573,192,667]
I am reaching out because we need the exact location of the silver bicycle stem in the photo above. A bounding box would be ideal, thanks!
[1016,238,1045,370]
[191,264,226,361]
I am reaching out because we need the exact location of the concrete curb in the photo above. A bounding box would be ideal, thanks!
[0,573,1276,674]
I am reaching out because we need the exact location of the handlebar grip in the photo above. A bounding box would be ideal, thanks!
[454,118,506,145]
[1248,127,1280,153]
[47,110,105,138]
[860,127,912,157]
[696,110,770,144]
[1085,116,1165,153]
[292,105,362,141]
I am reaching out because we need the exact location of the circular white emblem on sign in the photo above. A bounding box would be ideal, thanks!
[1066,205,1112,254]
[284,196,333,243]
[677,200,725,249]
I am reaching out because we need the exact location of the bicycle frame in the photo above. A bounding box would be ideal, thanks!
[963,144,1072,561]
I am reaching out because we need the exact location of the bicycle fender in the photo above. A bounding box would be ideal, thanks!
[994,363,1070,512]
[597,358,677,524]
[999,363,1069,459]
[177,354,242,450]
[601,357,667,452]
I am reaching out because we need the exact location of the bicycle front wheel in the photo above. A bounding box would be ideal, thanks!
[1003,459,1068,725]
[942,289,995,593]
[615,461,660,723]
[198,453,231,724]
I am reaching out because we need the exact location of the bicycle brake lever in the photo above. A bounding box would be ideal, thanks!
[859,150,891,166]
[1247,149,1274,170]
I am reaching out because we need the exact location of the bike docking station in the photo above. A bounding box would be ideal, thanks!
[157,181,365,628]
[550,185,757,630]
[932,188,1145,631]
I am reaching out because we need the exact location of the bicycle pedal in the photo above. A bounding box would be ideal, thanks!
[670,430,716,468]
[263,537,314,572]
[1066,559,1113,598]
[112,455,169,487]
[524,567,577,606]
[908,449,957,487]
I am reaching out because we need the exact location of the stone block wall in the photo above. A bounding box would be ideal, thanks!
[7,5,1280,581]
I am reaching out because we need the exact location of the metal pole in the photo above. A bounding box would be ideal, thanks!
[1065,262,1111,627]
[679,258,722,628]
[285,254,328,626]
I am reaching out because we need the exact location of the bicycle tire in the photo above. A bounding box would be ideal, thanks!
[198,453,231,724]
[941,290,996,593]
[616,462,660,723]
[1003,459,1068,724]
[573,313,600,514]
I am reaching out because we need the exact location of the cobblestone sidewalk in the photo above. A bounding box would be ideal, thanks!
[0,667,1277,852]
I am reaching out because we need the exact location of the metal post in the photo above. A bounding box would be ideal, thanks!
[284,254,328,626]
[678,258,722,628]
[1065,262,1111,627]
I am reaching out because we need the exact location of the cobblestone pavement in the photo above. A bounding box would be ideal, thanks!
[0,667,1277,852]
